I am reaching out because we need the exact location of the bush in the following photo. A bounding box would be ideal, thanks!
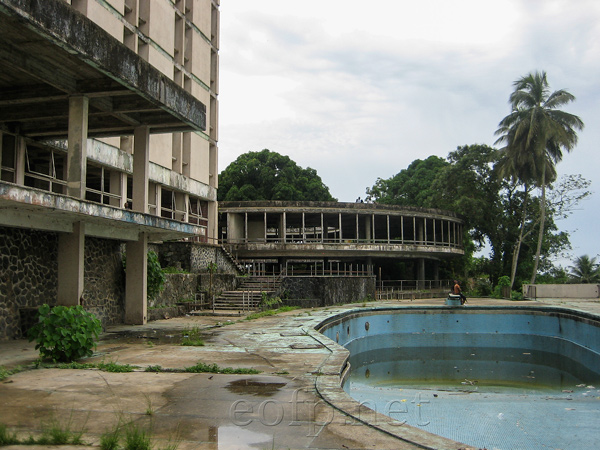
[147,250,165,300]
[28,304,102,362]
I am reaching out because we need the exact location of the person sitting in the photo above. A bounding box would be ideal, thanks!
[453,279,467,305]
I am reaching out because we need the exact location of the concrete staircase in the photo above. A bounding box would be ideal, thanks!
[220,245,246,275]
[212,276,282,312]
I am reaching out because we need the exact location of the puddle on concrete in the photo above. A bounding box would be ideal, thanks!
[217,425,273,449]
[225,379,287,397]
[100,328,215,345]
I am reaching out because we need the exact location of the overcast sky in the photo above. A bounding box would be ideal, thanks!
[217,0,600,266]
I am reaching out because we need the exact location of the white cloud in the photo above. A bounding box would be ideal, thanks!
[218,0,600,262]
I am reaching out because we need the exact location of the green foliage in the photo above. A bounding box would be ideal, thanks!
[183,362,260,374]
[144,365,163,373]
[180,327,205,346]
[260,293,283,310]
[0,366,23,382]
[28,304,102,362]
[124,423,152,450]
[218,149,336,201]
[100,427,121,450]
[366,155,449,206]
[97,361,137,373]
[244,305,299,320]
[491,276,511,298]
[569,255,600,283]
[147,250,166,300]
[0,424,19,445]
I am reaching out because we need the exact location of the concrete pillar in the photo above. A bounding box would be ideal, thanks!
[365,215,372,241]
[417,218,424,244]
[132,126,150,213]
[125,233,148,324]
[208,200,217,243]
[57,222,85,306]
[417,258,425,289]
[67,96,89,198]
[15,137,26,185]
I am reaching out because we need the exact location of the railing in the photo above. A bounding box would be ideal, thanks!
[376,279,453,300]
[223,237,462,249]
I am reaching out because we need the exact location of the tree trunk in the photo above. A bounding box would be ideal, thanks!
[531,167,547,284]
[510,184,529,290]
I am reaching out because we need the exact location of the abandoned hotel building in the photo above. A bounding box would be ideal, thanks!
[0,0,464,340]
[0,0,219,339]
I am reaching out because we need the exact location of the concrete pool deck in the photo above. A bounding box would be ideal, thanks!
[0,297,598,450]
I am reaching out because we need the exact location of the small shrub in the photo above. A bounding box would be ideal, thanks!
[184,362,260,374]
[180,327,205,346]
[28,304,102,362]
[98,362,137,373]
[147,251,166,301]
[145,365,163,373]
[124,423,152,450]
[0,424,19,446]
[100,427,121,450]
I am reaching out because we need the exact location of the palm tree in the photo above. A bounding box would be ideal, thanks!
[569,255,600,283]
[495,71,584,284]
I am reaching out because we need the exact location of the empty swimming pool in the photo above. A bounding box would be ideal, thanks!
[318,306,600,450]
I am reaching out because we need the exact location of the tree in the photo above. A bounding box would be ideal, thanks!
[495,71,584,284]
[365,156,448,206]
[569,255,600,283]
[218,149,336,202]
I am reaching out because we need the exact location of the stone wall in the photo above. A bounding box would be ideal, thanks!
[151,273,199,307]
[0,227,58,339]
[0,227,126,339]
[158,242,240,275]
[281,276,376,307]
[82,237,125,327]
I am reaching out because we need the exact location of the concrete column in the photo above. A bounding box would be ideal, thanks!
[67,96,89,198]
[365,215,371,241]
[417,258,425,289]
[417,218,424,243]
[320,213,324,243]
[282,212,286,242]
[15,137,26,185]
[387,215,390,244]
[264,212,267,242]
[125,233,148,325]
[338,213,342,243]
[132,126,150,213]
[208,201,218,243]
[302,213,306,242]
[57,222,85,306]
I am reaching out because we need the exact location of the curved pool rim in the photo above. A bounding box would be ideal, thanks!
[313,305,600,450]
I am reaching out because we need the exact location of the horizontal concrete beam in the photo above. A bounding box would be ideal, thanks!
[0,182,204,241]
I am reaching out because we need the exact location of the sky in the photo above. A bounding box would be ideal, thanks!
[217,0,600,266]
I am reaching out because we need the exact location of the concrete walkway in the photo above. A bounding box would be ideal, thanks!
[0,297,597,450]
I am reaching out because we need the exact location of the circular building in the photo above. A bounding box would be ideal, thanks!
[219,201,464,284]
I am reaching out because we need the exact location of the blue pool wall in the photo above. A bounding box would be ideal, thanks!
[317,306,600,383]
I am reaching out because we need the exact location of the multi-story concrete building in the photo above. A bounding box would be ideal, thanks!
[0,0,219,338]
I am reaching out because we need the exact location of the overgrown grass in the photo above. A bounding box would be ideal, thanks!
[97,362,137,373]
[0,365,24,382]
[244,306,299,321]
[0,413,87,446]
[180,327,205,347]
[183,362,260,374]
